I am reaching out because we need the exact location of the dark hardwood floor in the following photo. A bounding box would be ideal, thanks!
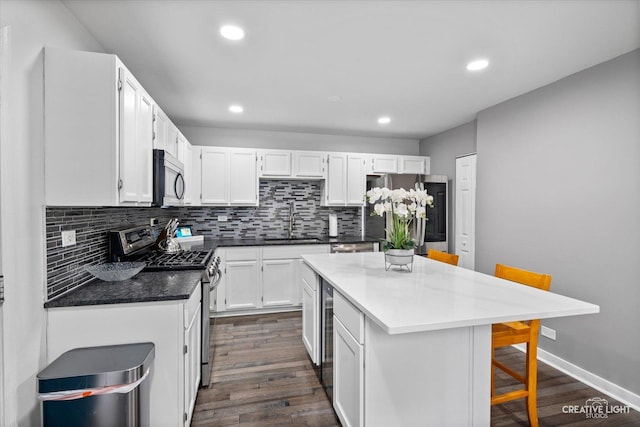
[192,312,639,426]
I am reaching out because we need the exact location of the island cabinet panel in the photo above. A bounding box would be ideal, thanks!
[363,321,491,426]
[334,316,364,427]
[302,278,318,363]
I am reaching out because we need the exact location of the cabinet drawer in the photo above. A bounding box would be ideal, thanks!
[334,290,364,344]
[263,244,330,259]
[184,282,201,328]
[301,262,319,291]
[224,247,259,261]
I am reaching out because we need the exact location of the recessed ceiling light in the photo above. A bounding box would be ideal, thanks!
[229,104,244,113]
[466,59,489,71]
[378,116,391,125]
[220,25,245,41]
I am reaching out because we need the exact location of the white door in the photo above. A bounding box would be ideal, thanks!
[334,317,364,427]
[455,154,477,270]
[137,92,154,203]
[183,303,201,426]
[294,152,326,178]
[346,154,366,206]
[225,261,260,310]
[326,153,347,205]
[201,147,229,204]
[153,105,169,151]
[262,259,296,307]
[301,281,317,363]
[118,67,140,204]
[229,149,258,205]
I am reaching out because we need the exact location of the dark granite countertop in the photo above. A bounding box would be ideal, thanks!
[181,235,382,252]
[44,270,203,309]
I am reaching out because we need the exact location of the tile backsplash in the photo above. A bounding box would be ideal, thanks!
[45,179,361,300]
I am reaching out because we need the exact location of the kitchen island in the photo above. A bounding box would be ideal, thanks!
[301,252,599,427]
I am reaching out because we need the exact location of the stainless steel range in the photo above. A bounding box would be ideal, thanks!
[109,224,221,387]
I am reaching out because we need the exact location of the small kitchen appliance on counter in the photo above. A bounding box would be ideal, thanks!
[108,224,221,387]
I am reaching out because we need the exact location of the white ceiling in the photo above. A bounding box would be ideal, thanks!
[62,0,640,140]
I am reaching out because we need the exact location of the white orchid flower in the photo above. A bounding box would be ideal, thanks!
[373,203,386,216]
[395,203,409,217]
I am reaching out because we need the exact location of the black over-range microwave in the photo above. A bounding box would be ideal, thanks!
[152,149,185,207]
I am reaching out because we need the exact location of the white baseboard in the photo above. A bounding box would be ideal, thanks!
[513,344,640,412]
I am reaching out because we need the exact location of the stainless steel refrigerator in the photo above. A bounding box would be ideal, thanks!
[363,174,448,255]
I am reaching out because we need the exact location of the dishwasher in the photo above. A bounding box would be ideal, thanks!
[329,242,377,253]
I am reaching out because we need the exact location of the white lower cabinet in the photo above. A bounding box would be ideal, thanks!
[184,301,201,425]
[262,259,297,307]
[215,245,329,314]
[301,262,320,363]
[334,317,364,427]
[47,283,202,427]
[333,289,365,427]
[225,260,260,310]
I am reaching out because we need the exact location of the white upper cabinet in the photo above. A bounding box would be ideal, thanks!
[258,150,326,179]
[346,154,367,205]
[178,134,193,205]
[324,153,366,206]
[201,147,229,205]
[259,150,292,177]
[293,151,326,178]
[44,48,153,206]
[229,149,258,205]
[166,121,179,158]
[325,153,347,205]
[399,155,430,175]
[200,147,258,206]
[153,105,169,152]
[190,146,202,206]
[371,154,399,174]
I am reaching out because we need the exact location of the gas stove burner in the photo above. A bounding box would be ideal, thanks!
[138,249,213,271]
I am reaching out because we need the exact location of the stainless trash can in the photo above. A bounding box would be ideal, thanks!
[37,342,154,427]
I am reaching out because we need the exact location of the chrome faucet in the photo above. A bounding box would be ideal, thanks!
[287,201,295,239]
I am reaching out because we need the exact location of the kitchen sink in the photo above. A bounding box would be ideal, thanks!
[264,237,323,243]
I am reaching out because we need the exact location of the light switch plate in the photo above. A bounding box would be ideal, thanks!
[61,230,76,247]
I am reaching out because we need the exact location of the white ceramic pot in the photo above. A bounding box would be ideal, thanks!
[385,248,415,266]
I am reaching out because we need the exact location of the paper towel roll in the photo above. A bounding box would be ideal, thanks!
[329,214,338,237]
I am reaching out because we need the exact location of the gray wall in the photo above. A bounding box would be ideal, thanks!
[181,126,420,155]
[475,49,640,394]
[419,120,477,252]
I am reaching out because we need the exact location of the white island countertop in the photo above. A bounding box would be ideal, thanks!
[302,252,599,335]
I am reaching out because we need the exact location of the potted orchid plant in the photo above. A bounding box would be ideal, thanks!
[366,187,434,268]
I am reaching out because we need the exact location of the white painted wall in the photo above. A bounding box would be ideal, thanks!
[0,1,103,425]
[181,125,420,155]
[475,50,640,396]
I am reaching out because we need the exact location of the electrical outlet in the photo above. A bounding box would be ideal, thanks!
[218,215,228,222]
[541,325,556,340]
[61,230,76,247]
[150,218,158,226]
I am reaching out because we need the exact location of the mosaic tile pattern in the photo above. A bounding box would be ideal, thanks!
[174,180,361,239]
[45,207,175,300]
[45,180,361,300]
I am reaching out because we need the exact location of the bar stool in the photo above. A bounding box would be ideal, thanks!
[426,249,459,266]
[491,263,552,427]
